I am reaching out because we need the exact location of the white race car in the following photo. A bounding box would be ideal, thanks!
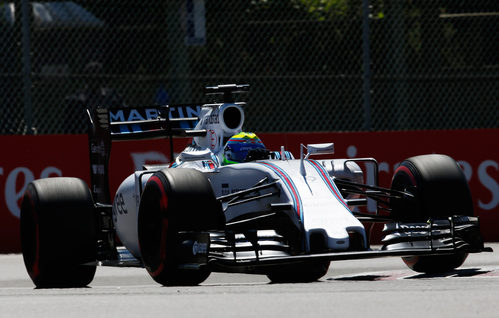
[20,84,490,288]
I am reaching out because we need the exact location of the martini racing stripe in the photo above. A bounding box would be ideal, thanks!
[258,162,303,220]
[306,159,351,213]
[202,160,216,170]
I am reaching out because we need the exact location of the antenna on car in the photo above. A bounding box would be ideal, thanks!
[205,84,249,103]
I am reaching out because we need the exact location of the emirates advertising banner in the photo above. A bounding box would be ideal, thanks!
[1,129,497,253]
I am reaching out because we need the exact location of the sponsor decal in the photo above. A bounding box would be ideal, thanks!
[202,160,216,170]
[476,160,498,210]
[220,184,249,196]
[221,183,229,195]
[192,241,208,255]
[109,105,201,129]
[113,192,128,223]
[208,129,217,150]
[92,164,106,175]
[90,141,106,155]
[396,224,431,229]
[199,109,219,127]
[205,113,220,125]
[109,108,160,122]
[2,166,62,219]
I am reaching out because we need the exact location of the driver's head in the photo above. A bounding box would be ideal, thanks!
[222,132,266,165]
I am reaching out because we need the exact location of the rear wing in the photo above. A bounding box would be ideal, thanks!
[107,105,206,140]
[87,104,205,203]
[87,83,249,204]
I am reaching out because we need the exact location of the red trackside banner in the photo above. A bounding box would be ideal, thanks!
[1,129,497,253]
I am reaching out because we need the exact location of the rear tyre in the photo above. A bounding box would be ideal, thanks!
[138,168,224,286]
[266,261,330,283]
[20,178,97,288]
[390,154,472,273]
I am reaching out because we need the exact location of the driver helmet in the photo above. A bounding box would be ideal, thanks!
[223,132,266,165]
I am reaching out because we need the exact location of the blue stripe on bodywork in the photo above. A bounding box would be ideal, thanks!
[258,161,303,221]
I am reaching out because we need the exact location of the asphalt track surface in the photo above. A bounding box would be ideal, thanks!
[2,244,499,318]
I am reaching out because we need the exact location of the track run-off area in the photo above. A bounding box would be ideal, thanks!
[2,244,499,318]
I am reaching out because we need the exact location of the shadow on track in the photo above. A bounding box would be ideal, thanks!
[328,268,492,281]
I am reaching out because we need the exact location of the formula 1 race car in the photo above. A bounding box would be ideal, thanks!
[20,84,490,288]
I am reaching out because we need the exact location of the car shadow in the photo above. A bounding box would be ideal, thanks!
[328,268,491,281]
[405,268,490,279]
[330,274,393,281]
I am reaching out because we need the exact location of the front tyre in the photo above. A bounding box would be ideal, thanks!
[20,178,97,288]
[138,168,224,286]
[266,261,330,283]
[390,154,472,273]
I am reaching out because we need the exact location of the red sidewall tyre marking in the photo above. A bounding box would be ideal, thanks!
[150,218,168,277]
[147,175,169,278]
[394,165,416,186]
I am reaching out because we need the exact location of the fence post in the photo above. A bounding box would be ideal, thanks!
[167,0,192,102]
[21,0,34,134]
[388,0,409,130]
[362,0,372,131]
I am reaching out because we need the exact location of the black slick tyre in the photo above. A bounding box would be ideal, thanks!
[390,154,473,273]
[20,177,97,288]
[266,261,330,283]
[138,168,224,286]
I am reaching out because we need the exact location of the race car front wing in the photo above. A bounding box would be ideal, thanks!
[97,215,491,273]
[205,217,490,274]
